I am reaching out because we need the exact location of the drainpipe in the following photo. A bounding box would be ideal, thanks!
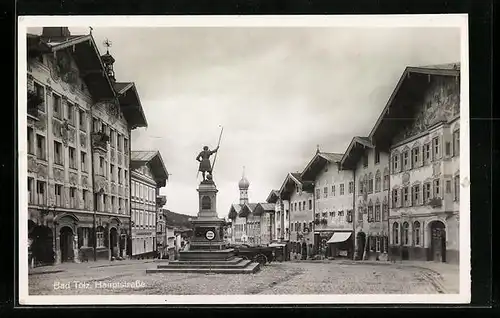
[90,105,97,262]
[127,128,132,259]
[387,146,392,261]
[352,167,356,260]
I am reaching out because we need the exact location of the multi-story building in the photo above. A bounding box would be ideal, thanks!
[26,27,146,265]
[130,150,168,259]
[254,202,275,245]
[155,198,167,258]
[279,172,314,259]
[369,63,460,264]
[301,151,355,259]
[228,172,250,244]
[341,137,390,261]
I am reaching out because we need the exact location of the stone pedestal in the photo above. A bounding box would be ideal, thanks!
[179,179,234,260]
[147,177,260,274]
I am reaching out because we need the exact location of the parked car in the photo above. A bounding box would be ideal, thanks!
[229,244,276,266]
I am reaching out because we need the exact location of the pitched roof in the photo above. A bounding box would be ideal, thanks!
[279,172,314,200]
[266,190,280,203]
[368,62,460,149]
[238,203,258,217]
[228,204,242,219]
[114,82,148,129]
[340,136,374,170]
[254,202,275,216]
[301,151,344,181]
[27,29,147,130]
[130,150,169,187]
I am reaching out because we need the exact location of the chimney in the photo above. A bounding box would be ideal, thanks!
[41,27,71,40]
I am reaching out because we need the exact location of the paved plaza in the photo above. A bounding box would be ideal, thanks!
[28,260,459,295]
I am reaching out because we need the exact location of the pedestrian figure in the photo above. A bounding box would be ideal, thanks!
[196,146,219,181]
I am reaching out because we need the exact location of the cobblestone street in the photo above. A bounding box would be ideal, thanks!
[28,260,459,295]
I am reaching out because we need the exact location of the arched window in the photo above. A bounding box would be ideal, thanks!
[413,221,421,246]
[393,222,399,245]
[383,167,390,190]
[375,170,381,192]
[403,222,409,245]
[368,172,374,193]
[201,196,211,210]
[367,200,374,222]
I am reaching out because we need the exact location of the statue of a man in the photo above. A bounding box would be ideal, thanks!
[196,145,219,181]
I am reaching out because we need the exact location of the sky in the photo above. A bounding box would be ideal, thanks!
[30,26,461,217]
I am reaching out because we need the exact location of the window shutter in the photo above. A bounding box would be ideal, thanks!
[420,146,424,167]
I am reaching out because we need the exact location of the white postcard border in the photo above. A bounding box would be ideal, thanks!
[17,14,470,305]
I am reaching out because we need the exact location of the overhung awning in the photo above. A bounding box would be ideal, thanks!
[327,232,352,244]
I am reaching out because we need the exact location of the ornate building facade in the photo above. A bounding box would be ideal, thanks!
[27,27,147,266]
[301,151,355,259]
[370,63,460,264]
[279,173,314,259]
[341,137,390,261]
[130,151,168,259]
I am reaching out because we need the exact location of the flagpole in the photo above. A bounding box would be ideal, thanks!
[211,126,224,172]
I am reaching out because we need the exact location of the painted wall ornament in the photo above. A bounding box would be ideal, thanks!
[432,162,441,177]
[54,168,64,182]
[80,132,87,148]
[36,163,48,178]
[68,127,76,144]
[402,172,410,186]
[34,114,47,131]
[28,157,38,173]
[69,172,78,185]
[81,175,89,188]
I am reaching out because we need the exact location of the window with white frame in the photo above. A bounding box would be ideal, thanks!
[52,93,62,118]
[375,204,381,222]
[36,180,46,205]
[70,187,77,208]
[368,173,374,193]
[454,174,460,201]
[55,184,63,206]
[96,228,105,248]
[79,109,86,131]
[67,102,75,125]
[412,146,420,168]
[340,184,345,195]
[28,177,35,204]
[424,143,432,164]
[54,141,63,165]
[374,149,380,164]
[403,187,409,207]
[432,137,440,160]
[403,150,410,170]
[375,171,381,192]
[402,222,409,245]
[423,182,431,203]
[413,221,421,246]
[348,181,354,194]
[383,170,390,190]
[323,187,328,198]
[375,237,381,252]
[392,188,399,208]
[69,147,76,169]
[453,129,460,156]
[315,188,320,199]
[80,151,87,172]
[382,202,389,221]
[393,222,399,245]
[27,127,34,154]
[433,179,441,198]
[412,184,420,205]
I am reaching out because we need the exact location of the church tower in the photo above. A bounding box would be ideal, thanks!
[238,166,250,205]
